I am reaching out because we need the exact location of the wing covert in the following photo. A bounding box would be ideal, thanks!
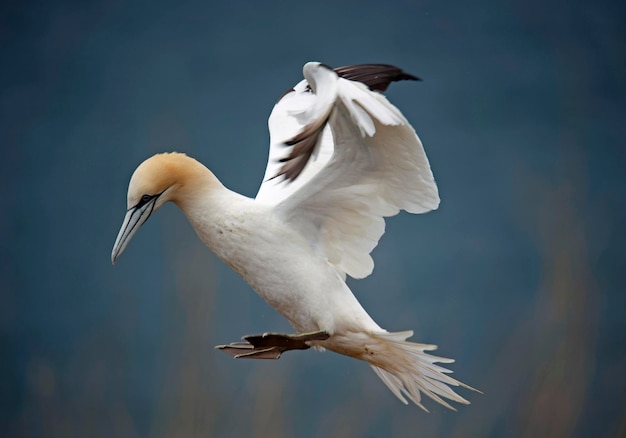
[256,62,439,279]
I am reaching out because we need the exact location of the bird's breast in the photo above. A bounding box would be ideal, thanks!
[183,196,378,334]
[187,203,329,326]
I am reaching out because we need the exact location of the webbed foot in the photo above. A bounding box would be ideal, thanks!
[216,330,330,359]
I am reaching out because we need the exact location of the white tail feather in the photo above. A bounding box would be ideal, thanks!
[362,330,478,411]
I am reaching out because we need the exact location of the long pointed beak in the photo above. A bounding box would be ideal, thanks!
[111,199,157,264]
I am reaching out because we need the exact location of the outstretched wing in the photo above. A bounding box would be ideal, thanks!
[256,62,439,279]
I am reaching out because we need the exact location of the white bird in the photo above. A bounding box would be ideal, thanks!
[111,62,477,410]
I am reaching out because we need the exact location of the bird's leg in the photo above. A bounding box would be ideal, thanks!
[215,331,330,359]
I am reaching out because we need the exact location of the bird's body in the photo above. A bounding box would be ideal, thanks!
[134,152,382,336]
[112,62,476,410]
[184,178,378,335]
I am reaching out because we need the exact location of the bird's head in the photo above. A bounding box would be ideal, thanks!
[111,152,212,264]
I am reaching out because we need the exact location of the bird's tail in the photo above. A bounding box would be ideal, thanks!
[354,330,479,411]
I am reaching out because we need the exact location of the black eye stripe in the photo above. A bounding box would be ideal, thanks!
[135,194,155,209]
[132,190,167,210]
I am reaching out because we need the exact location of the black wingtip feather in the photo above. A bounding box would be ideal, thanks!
[333,63,421,92]
[271,63,419,182]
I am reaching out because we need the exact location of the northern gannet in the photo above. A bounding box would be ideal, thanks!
[112,62,477,410]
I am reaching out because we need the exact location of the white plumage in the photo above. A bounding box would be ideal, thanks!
[112,62,477,410]
[258,63,440,279]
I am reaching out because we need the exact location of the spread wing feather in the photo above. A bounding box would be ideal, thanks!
[256,63,439,279]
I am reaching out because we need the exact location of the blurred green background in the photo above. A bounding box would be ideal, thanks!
[1,0,625,437]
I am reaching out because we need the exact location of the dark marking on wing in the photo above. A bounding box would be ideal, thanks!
[269,113,330,182]
[333,63,420,92]
[272,63,419,182]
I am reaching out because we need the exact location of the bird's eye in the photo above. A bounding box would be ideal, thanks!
[135,194,154,208]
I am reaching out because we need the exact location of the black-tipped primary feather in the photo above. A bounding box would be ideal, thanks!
[333,63,420,92]
[274,63,419,182]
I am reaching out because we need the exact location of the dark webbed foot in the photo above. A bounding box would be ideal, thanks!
[216,331,330,359]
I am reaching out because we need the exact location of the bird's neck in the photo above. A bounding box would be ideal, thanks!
[172,165,231,214]
[171,164,252,246]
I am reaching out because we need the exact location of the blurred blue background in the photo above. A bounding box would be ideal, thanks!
[2,0,625,436]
